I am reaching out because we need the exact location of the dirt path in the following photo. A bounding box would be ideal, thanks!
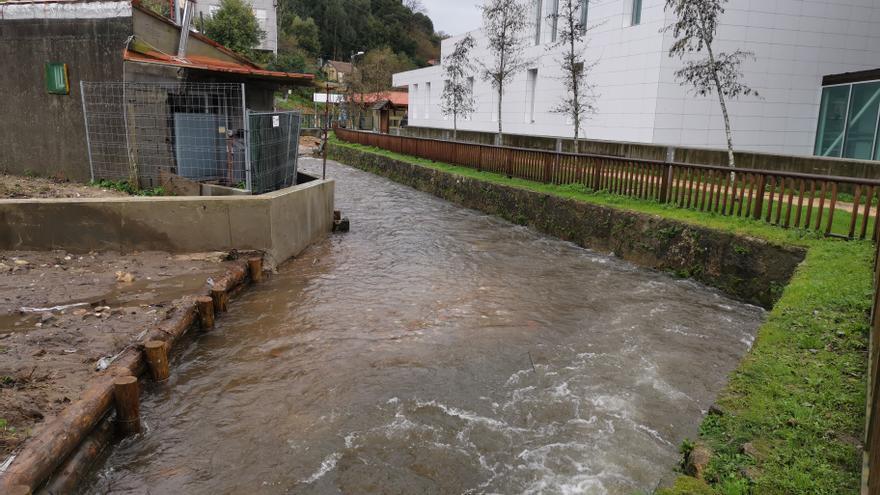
[0,175,127,199]
[0,250,238,457]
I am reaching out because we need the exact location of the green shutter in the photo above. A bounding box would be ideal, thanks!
[45,63,69,95]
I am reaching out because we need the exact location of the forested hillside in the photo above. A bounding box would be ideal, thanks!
[279,0,441,67]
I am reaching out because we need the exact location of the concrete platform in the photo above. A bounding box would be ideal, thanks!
[0,174,334,266]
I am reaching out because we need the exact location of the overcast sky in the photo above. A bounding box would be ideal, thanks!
[422,0,482,36]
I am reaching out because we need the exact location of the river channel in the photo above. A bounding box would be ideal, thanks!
[85,157,764,494]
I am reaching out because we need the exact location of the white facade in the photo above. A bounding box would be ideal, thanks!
[393,0,880,157]
[193,0,277,53]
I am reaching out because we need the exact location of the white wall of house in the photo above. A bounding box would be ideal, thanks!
[194,0,277,53]
[393,0,880,157]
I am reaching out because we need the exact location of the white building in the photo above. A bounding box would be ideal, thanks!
[393,0,880,160]
[193,0,277,54]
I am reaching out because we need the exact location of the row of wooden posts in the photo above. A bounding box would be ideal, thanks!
[4,257,264,495]
[112,256,263,435]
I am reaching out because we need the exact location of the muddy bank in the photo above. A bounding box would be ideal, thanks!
[0,175,127,199]
[329,144,805,308]
[0,250,237,457]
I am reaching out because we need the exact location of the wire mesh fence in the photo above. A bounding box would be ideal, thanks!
[81,82,301,194]
[248,111,300,194]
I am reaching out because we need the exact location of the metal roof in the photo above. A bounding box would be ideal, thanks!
[124,49,314,84]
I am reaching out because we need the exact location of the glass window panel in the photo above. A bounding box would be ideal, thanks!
[631,0,642,25]
[579,0,589,33]
[535,0,542,45]
[814,85,850,158]
[843,82,880,160]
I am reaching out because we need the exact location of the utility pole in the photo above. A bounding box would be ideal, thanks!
[322,82,330,180]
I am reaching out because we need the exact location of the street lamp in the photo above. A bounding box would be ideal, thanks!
[350,51,365,130]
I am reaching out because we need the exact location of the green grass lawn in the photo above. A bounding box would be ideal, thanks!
[330,136,874,495]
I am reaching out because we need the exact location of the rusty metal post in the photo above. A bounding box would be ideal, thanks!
[322,82,330,180]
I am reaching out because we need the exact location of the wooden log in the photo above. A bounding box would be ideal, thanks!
[113,376,141,436]
[143,340,170,382]
[196,296,215,330]
[211,285,228,314]
[0,259,250,492]
[248,257,263,283]
[0,376,117,492]
[41,416,113,494]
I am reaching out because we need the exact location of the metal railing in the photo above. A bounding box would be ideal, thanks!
[336,128,880,241]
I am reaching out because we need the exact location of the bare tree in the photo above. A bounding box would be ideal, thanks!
[548,0,597,153]
[479,0,530,143]
[403,0,426,14]
[440,35,476,141]
[665,0,758,168]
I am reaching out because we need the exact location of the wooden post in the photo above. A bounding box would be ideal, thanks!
[211,285,228,313]
[143,341,169,382]
[659,164,672,203]
[248,257,263,283]
[196,296,215,329]
[113,376,140,436]
[753,175,767,220]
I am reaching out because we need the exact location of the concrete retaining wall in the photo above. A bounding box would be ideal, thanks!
[398,126,880,182]
[0,15,130,181]
[0,176,334,266]
[330,143,805,308]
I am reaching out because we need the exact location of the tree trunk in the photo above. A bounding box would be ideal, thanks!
[704,31,735,170]
[497,85,503,145]
[453,113,458,141]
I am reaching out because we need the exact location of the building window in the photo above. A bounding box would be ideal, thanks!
[424,82,431,118]
[550,0,559,42]
[579,0,589,33]
[411,84,418,120]
[534,0,543,45]
[526,69,538,123]
[466,77,475,120]
[253,8,267,28]
[631,0,642,26]
[815,81,880,160]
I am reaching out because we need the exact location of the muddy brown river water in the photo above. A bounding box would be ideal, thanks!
[84,158,764,494]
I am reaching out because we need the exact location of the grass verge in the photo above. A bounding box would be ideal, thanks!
[330,136,873,494]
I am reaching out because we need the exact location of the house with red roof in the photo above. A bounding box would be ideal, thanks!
[350,91,409,134]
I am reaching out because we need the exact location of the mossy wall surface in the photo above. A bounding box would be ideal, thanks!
[330,144,805,308]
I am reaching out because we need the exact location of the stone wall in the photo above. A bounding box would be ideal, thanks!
[330,143,805,308]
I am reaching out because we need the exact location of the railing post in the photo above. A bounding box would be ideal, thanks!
[593,159,603,191]
[543,153,552,184]
[753,174,767,220]
[659,164,672,203]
